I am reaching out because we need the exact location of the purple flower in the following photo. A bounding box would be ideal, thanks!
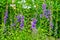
[42,4,46,10]
[16,15,21,22]
[44,10,50,18]
[20,16,24,29]
[5,10,8,17]
[20,23,24,28]
[4,10,8,24]
[21,16,24,22]
[31,18,37,29]
[31,23,36,28]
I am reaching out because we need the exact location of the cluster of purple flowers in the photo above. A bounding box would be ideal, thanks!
[31,18,37,29]
[42,4,50,19]
[16,15,21,22]
[17,14,24,29]
[20,16,24,29]
[4,10,8,24]
[10,14,24,30]
[42,3,54,29]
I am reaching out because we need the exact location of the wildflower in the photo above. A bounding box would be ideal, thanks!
[10,4,16,9]
[31,18,37,28]
[44,10,50,18]
[4,10,8,24]
[31,18,38,33]
[31,22,36,28]
[16,15,21,22]
[42,4,46,10]
[20,22,24,28]
[20,16,24,29]
[21,16,24,22]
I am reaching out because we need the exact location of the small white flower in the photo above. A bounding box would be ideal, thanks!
[10,4,16,9]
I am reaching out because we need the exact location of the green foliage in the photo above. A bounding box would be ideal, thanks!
[0,0,60,40]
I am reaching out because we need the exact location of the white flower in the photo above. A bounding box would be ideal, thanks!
[10,4,16,9]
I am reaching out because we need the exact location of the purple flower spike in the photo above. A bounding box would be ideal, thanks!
[20,16,24,29]
[4,18,7,24]
[20,23,24,28]
[42,4,46,10]
[44,10,50,18]
[17,15,21,22]
[31,18,37,29]
[4,10,8,24]
[31,22,36,28]
[5,10,8,17]
[21,16,24,22]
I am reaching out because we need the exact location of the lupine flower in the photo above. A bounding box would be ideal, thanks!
[31,22,36,28]
[20,16,24,29]
[20,22,24,28]
[16,15,21,22]
[4,10,8,24]
[42,4,46,10]
[31,18,37,33]
[31,18,37,29]
[44,10,50,18]
[21,16,24,22]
